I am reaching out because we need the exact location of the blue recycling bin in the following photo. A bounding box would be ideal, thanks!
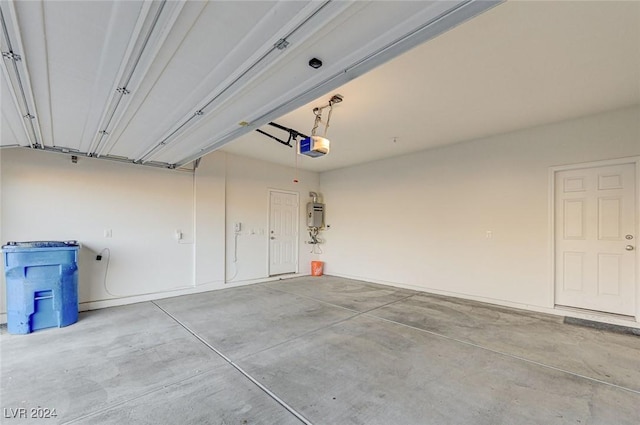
[2,241,79,334]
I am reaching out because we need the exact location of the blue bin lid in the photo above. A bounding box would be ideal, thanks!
[2,240,79,249]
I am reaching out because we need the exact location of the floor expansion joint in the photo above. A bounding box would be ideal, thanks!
[363,312,640,396]
[151,301,314,425]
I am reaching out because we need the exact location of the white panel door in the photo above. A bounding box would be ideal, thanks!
[555,163,637,315]
[269,190,298,276]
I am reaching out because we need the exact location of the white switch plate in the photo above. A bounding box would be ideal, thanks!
[104,229,112,238]
[486,230,493,239]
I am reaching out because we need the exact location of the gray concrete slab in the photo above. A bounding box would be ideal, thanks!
[366,292,640,392]
[72,365,302,425]
[238,315,640,425]
[265,276,417,312]
[0,302,224,424]
[155,284,357,359]
[3,277,639,425]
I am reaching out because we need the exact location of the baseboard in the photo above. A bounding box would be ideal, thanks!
[0,273,309,324]
[80,273,308,312]
[327,272,640,330]
[4,272,636,330]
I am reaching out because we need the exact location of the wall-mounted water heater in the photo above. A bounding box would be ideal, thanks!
[307,202,325,228]
[307,192,324,253]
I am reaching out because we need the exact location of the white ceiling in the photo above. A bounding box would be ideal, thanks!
[223,0,640,173]
[1,0,500,168]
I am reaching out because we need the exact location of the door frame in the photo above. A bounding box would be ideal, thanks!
[267,189,300,276]
[549,156,640,322]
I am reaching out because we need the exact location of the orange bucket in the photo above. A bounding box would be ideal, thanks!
[311,261,324,277]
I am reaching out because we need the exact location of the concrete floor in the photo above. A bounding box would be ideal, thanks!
[1,276,639,424]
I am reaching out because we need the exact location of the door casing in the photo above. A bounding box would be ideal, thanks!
[267,189,299,276]
[549,156,640,322]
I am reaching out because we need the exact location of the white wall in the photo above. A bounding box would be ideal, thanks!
[225,154,320,281]
[319,106,640,310]
[2,106,637,322]
[194,152,226,287]
[0,149,196,309]
[0,149,320,317]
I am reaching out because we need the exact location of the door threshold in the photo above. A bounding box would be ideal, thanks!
[555,305,639,329]
[269,272,299,278]
[563,316,640,336]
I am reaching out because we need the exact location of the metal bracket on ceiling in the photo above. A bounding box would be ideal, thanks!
[311,94,343,137]
[274,39,290,50]
[2,51,21,61]
[116,87,130,95]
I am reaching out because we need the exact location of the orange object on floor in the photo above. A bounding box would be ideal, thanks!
[311,261,324,276]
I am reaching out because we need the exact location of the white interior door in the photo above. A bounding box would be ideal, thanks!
[269,190,298,276]
[555,162,637,316]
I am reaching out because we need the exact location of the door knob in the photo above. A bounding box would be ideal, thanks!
[626,245,635,251]
[270,236,275,240]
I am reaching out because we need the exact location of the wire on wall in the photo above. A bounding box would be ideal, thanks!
[99,248,115,297]
[226,230,240,282]
[99,247,192,298]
